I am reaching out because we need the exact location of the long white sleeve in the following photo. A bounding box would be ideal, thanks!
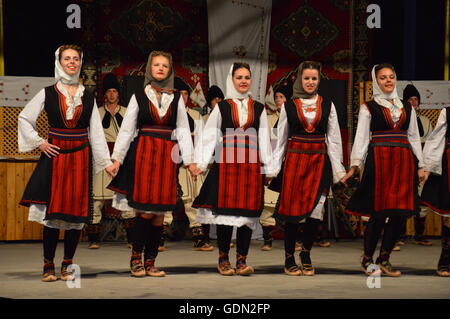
[420,115,433,143]
[89,100,113,174]
[272,105,289,175]
[423,108,447,175]
[258,110,276,177]
[407,108,424,167]
[192,111,205,152]
[326,103,346,183]
[175,98,194,165]
[195,105,222,172]
[350,104,371,168]
[18,89,46,153]
[111,95,139,164]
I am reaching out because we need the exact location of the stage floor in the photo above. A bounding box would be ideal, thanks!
[0,239,449,299]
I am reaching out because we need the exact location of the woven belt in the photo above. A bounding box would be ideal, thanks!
[58,142,90,154]
[48,128,88,140]
[287,149,326,154]
[371,131,410,149]
[290,134,326,143]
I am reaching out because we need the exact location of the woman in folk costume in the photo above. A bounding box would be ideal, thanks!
[107,51,196,277]
[193,62,276,276]
[341,64,426,277]
[271,61,346,276]
[421,107,450,276]
[18,44,113,282]
[260,84,292,251]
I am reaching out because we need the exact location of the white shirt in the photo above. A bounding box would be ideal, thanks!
[194,98,276,177]
[111,87,194,165]
[418,115,433,144]
[56,81,84,120]
[187,107,205,154]
[17,87,113,174]
[272,96,346,183]
[350,103,424,168]
[423,108,448,175]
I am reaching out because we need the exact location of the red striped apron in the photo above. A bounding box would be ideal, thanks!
[278,135,327,217]
[217,129,263,212]
[131,125,179,206]
[47,128,91,219]
[372,131,415,212]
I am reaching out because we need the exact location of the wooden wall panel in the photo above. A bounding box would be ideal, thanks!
[0,162,7,240]
[0,160,66,241]
[14,162,24,240]
[406,213,442,237]
[21,162,33,239]
[425,213,442,236]
[5,161,16,240]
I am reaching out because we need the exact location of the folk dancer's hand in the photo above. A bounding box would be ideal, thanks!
[106,160,120,178]
[264,177,273,186]
[188,164,202,181]
[340,166,358,186]
[418,168,429,185]
[39,140,60,158]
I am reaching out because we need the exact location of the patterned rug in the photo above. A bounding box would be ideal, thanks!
[94,0,209,104]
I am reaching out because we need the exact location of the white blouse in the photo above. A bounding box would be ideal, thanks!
[272,96,346,183]
[187,108,205,154]
[194,97,276,177]
[111,86,194,165]
[18,87,113,174]
[350,103,424,168]
[423,108,448,175]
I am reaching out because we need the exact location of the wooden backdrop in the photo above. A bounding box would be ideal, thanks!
[0,160,45,240]
[0,106,59,240]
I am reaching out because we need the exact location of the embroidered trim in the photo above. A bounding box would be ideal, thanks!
[294,96,322,133]
[54,84,83,128]
[381,106,406,131]
[226,98,255,130]
[148,99,173,125]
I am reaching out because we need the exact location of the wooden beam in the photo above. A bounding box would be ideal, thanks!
[0,0,4,76]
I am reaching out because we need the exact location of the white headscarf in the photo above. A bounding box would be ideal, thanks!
[371,65,403,119]
[54,47,85,120]
[225,64,252,99]
[55,47,83,85]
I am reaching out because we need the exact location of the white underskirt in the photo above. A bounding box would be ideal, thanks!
[112,193,167,215]
[28,204,85,230]
[196,208,259,231]
[304,194,327,222]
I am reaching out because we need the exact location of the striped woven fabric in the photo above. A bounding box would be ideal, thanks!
[48,128,88,140]
[140,125,173,137]
[278,134,327,218]
[371,130,415,212]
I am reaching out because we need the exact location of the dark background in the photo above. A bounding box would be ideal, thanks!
[370,0,446,80]
[3,0,81,77]
[4,0,446,80]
